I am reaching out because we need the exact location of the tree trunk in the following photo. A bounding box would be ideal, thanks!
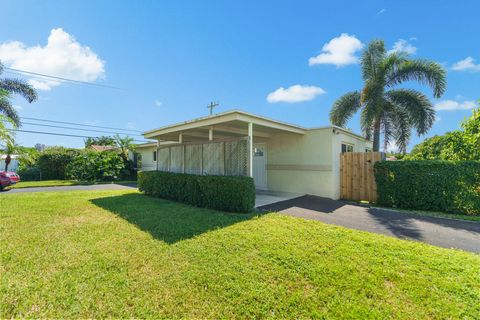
[372,120,381,152]
[4,154,11,172]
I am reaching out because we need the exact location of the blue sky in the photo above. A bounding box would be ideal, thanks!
[1,0,479,150]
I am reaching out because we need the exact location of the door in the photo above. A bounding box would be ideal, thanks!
[253,143,267,190]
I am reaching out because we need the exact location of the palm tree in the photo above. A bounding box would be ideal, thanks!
[114,134,135,163]
[0,61,38,126]
[3,140,17,172]
[330,40,446,152]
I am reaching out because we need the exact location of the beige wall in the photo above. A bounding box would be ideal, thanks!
[265,127,371,199]
[265,128,336,198]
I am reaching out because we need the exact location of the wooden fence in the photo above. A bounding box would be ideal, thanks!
[340,152,385,202]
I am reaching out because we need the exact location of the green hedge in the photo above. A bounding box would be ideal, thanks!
[138,171,255,213]
[66,151,125,181]
[374,161,480,214]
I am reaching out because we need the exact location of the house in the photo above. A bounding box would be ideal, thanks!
[88,145,117,152]
[137,110,372,200]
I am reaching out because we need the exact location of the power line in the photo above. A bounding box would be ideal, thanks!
[12,121,144,137]
[4,67,124,90]
[20,116,142,133]
[8,129,152,143]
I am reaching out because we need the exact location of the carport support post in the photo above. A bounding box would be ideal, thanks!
[248,122,253,177]
[209,127,213,141]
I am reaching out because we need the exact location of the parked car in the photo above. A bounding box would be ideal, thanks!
[0,171,20,190]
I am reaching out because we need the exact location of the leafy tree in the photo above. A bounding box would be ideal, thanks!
[0,62,38,126]
[330,40,446,152]
[114,134,135,162]
[407,107,480,160]
[84,136,116,147]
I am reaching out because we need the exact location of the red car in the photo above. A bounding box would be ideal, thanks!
[0,171,20,190]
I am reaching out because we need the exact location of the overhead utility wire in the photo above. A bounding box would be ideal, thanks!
[4,67,124,90]
[12,121,145,137]
[20,116,142,133]
[8,129,151,143]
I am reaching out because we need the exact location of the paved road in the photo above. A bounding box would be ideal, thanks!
[259,195,480,253]
[1,183,137,194]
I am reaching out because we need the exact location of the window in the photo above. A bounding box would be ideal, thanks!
[153,151,157,161]
[253,147,264,157]
[341,143,354,153]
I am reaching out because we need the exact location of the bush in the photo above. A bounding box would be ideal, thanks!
[17,166,42,181]
[138,171,255,213]
[66,150,125,181]
[374,161,480,214]
[36,147,80,180]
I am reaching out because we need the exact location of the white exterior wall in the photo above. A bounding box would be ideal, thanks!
[136,146,157,171]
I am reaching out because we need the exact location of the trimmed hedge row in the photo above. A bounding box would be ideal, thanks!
[374,161,480,214]
[138,171,256,213]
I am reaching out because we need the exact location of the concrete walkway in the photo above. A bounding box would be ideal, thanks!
[258,195,480,253]
[1,183,137,194]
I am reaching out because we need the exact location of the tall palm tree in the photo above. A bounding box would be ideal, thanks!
[0,61,38,126]
[330,40,446,152]
[114,134,135,163]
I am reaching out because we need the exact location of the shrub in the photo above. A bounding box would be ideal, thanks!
[36,147,80,180]
[66,150,125,181]
[374,161,480,214]
[138,171,255,213]
[17,166,42,181]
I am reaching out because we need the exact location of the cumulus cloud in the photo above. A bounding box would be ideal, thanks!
[434,99,476,111]
[308,33,364,67]
[388,39,417,55]
[0,28,105,90]
[126,122,137,129]
[376,8,386,15]
[154,100,162,107]
[451,57,480,72]
[267,85,326,103]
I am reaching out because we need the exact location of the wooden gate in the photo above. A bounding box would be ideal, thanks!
[340,152,385,202]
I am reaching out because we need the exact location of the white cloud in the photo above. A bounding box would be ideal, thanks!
[13,105,22,111]
[376,8,386,15]
[451,57,480,72]
[434,115,441,123]
[154,100,162,107]
[388,39,417,55]
[434,99,476,111]
[126,122,136,129]
[308,33,364,67]
[267,85,326,103]
[0,28,105,90]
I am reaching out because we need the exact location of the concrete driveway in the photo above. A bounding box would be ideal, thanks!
[258,195,480,253]
[1,183,137,194]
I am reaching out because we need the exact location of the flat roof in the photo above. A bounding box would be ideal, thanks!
[143,109,369,141]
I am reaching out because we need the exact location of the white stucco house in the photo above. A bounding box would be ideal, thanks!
[135,110,372,200]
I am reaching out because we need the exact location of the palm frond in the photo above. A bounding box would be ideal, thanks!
[0,78,38,103]
[330,91,361,127]
[389,107,411,153]
[0,95,20,126]
[360,39,386,81]
[386,89,435,135]
[385,59,446,98]
[359,101,379,137]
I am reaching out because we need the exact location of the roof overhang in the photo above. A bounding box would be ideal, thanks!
[143,110,307,142]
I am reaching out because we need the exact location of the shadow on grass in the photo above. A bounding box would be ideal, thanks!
[90,193,262,244]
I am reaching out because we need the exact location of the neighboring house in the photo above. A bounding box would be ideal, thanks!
[0,154,20,172]
[141,110,372,200]
[88,145,117,152]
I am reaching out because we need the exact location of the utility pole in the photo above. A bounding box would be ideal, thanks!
[207,101,219,115]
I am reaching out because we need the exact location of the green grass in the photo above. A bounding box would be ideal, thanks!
[374,205,480,222]
[8,179,136,189]
[1,190,479,318]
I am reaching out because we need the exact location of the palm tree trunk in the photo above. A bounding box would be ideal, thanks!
[4,154,11,172]
[373,120,381,152]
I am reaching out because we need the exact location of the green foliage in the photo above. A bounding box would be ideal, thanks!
[375,161,480,214]
[35,147,80,180]
[138,171,255,212]
[407,108,480,160]
[0,62,38,126]
[330,40,446,152]
[66,150,125,181]
[84,136,116,147]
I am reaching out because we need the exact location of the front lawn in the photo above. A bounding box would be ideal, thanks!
[1,190,479,318]
[7,179,136,189]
